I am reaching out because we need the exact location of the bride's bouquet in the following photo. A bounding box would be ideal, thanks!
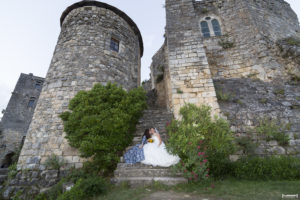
[147,138,154,143]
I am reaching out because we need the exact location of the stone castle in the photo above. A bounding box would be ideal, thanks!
[0,73,44,168]
[1,0,300,195]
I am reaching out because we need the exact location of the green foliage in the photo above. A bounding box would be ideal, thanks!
[34,179,65,200]
[7,163,17,180]
[201,8,209,14]
[218,39,235,49]
[44,154,64,170]
[235,136,257,155]
[173,144,209,182]
[176,89,183,94]
[283,37,300,46]
[246,73,259,79]
[232,156,300,180]
[57,177,108,200]
[256,118,290,146]
[274,88,285,96]
[166,104,236,179]
[216,89,231,102]
[60,83,146,174]
[288,72,300,85]
[259,98,268,104]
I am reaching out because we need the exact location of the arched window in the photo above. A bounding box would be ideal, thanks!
[200,21,210,38]
[212,19,222,36]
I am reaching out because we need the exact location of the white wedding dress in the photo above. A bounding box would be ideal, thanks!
[141,135,180,167]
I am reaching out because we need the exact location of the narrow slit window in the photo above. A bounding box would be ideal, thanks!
[28,98,36,108]
[110,38,119,52]
[200,21,210,38]
[212,19,222,36]
[35,81,42,90]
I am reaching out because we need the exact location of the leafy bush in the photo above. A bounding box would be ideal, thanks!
[256,118,290,146]
[235,136,257,155]
[232,156,300,180]
[44,154,65,170]
[7,163,18,180]
[34,179,65,200]
[174,143,209,182]
[60,83,146,174]
[57,177,108,200]
[166,104,236,179]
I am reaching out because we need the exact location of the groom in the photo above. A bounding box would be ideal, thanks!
[149,127,156,136]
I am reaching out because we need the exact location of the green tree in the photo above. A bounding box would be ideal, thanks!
[60,83,146,174]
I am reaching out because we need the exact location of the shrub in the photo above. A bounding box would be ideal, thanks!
[173,143,209,182]
[44,154,64,170]
[166,104,236,179]
[34,179,65,200]
[7,163,17,180]
[218,39,235,49]
[60,83,146,174]
[256,118,290,146]
[235,136,257,155]
[57,177,108,200]
[216,89,232,102]
[232,156,300,180]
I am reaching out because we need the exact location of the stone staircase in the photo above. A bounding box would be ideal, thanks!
[112,108,187,187]
[0,168,8,189]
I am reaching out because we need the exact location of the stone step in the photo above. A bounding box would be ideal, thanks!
[112,176,187,187]
[113,107,184,187]
[114,168,182,178]
[0,168,9,175]
[117,163,169,169]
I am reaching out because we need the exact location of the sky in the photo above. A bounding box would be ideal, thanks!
[0,0,299,119]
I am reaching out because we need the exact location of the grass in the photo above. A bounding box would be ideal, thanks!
[97,179,300,200]
[216,89,232,102]
[274,89,285,96]
[283,37,300,46]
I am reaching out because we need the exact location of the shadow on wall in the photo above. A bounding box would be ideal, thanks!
[1,152,15,168]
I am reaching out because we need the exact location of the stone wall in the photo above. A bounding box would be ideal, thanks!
[215,78,300,157]
[153,0,299,119]
[165,0,220,118]
[150,41,171,108]
[194,0,300,81]
[0,73,44,168]
[18,1,143,170]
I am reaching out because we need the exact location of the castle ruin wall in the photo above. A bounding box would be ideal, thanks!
[18,2,143,170]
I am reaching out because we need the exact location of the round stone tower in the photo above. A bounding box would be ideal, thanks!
[18,1,143,170]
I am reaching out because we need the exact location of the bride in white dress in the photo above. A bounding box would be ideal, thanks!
[141,128,180,167]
